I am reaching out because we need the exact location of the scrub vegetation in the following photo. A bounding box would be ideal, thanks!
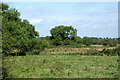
[1,3,119,78]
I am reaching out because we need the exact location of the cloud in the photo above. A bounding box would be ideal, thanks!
[12,2,117,38]
[29,19,42,24]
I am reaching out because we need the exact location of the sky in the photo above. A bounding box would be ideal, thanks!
[6,2,118,38]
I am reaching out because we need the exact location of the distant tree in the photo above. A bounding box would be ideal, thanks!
[74,36,82,44]
[100,38,117,47]
[83,37,92,46]
[50,25,77,40]
[101,40,108,46]
[107,38,117,47]
[50,25,77,46]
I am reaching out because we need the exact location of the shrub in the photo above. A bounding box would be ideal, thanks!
[74,37,82,44]
[101,48,118,56]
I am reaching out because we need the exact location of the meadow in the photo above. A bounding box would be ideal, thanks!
[2,3,119,79]
[3,47,118,78]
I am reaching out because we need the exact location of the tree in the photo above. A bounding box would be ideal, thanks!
[2,3,43,56]
[83,37,92,46]
[50,25,77,40]
[52,35,63,46]
[50,25,77,46]
[74,36,82,44]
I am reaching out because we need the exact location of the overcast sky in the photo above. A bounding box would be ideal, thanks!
[6,2,118,38]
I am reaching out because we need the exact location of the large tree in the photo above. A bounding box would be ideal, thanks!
[50,25,77,46]
[2,3,44,56]
[50,25,77,40]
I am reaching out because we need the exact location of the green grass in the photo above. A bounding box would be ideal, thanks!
[3,55,118,78]
[0,15,2,27]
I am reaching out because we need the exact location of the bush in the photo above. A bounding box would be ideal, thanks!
[29,38,48,54]
[101,48,118,56]
[74,37,82,44]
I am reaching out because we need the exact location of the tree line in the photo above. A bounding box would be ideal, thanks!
[42,25,118,48]
[1,3,119,56]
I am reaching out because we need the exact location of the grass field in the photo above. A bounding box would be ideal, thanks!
[3,55,118,78]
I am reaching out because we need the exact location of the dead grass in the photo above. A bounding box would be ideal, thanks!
[41,47,117,54]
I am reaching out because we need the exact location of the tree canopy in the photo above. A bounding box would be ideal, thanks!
[50,25,77,46]
[2,3,43,56]
[50,25,77,40]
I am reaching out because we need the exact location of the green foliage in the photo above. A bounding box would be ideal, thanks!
[118,37,120,43]
[83,37,91,46]
[101,48,118,56]
[74,36,82,43]
[2,3,9,12]
[2,3,44,56]
[25,38,48,55]
[101,40,108,46]
[50,25,77,40]
[52,35,63,46]
[63,39,71,45]
[50,25,77,46]
[101,38,117,47]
